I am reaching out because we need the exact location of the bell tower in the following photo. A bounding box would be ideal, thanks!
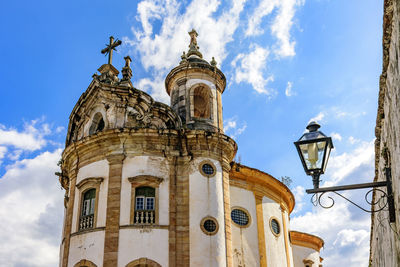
[165,29,226,132]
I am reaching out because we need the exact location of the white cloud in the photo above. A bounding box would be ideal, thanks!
[291,185,305,214]
[291,140,374,267]
[127,0,246,102]
[0,120,50,152]
[285,81,295,97]
[308,112,325,124]
[231,44,275,96]
[348,136,360,144]
[333,229,369,247]
[331,132,342,141]
[0,149,64,267]
[223,117,247,139]
[246,0,304,57]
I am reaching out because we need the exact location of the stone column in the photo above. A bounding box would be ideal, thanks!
[62,168,78,267]
[103,154,125,267]
[222,161,233,267]
[280,205,291,267]
[175,156,191,267]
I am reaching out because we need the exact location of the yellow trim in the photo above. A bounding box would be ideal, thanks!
[229,163,295,213]
[290,231,324,252]
[255,194,267,267]
[280,206,291,267]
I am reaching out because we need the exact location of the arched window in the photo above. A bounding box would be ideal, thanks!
[79,188,96,230]
[89,112,105,135]
[134,186,155,224]
[193,86,211,119]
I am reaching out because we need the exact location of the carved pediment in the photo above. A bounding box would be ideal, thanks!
[65,79,182,146]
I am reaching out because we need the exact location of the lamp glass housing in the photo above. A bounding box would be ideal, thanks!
[294,122,333,176]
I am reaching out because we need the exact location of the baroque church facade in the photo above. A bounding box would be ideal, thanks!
[58,30,324,267]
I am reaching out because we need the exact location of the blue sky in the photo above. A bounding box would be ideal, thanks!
[0,0,383,266]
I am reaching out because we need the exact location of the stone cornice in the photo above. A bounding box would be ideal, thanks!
[165,63,226,95]
[290,230,324,252]
[61,128,237,176]
[229,162,295,213]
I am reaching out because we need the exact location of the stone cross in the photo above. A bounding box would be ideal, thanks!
[101,36,122,65]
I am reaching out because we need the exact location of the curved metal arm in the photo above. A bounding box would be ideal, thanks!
[311,189,389,213]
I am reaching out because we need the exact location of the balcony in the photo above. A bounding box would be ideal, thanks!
[134,210,155,224]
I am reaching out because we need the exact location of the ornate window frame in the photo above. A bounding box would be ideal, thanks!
[269,216,281,237]
[303,259,314,267]
[200,216,219,236]
[128,175,163,225]
[75,177,104,232]
[74,259,97,267]
[199,160,217,178]
[126,258,162,267]
[230,206,251,228]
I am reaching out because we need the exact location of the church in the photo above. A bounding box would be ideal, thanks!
[58,30,324,267]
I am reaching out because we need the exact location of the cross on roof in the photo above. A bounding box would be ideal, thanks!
[101,36,122,65]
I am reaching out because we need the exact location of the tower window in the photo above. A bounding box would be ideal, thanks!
[200,216,219,235]
[193,86,211,119]
[89,112,105,135]
[199,160,216,178]
[231,207,251,227]
[134,186,155,224]
[270,218,281,236]
[79,188,96,230]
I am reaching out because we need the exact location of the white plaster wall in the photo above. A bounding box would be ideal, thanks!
[262,196,288,267]
[59,242,64,267]
[72,160,109,232]
[189,157,226,267]
[229,186,260,267]
[118,229,169,267]
[120,156,170,225]
[186,79,219,125]
[292,245,321,267]
[68,230,105,267]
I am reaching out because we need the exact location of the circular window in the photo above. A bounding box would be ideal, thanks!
[231,208,250,227]
[200,216,219,235]
[270,218,281,236]
[199,161,216,177]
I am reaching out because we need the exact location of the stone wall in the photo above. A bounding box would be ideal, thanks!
[370,0,400,266]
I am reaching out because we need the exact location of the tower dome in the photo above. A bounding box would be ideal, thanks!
[165,29,226,132]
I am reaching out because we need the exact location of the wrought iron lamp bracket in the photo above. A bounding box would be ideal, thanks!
[306,168,396,223]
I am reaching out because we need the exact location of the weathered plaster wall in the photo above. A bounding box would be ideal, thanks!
[262,196,289,267]
[292,245,321,267]
[68,231,105,267]
[229,186,260,267]
[118,229,169,267]
[371,0,400,266]
[189,157,227,266]
[120,156,170,225]
[72,160,109,231]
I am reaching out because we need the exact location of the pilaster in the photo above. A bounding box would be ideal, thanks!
[62,169,78,267]
[222,161,233,267]
[255,193,267,267]
[103,154,125,267]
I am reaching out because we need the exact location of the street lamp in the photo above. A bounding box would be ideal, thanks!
[294,121,333,189]
[294,122,396,223]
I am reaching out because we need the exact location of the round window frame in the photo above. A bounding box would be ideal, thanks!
[269,217,281,237]
[230,206,251,228]
[200,216,219,235]
[199,160,216,178]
